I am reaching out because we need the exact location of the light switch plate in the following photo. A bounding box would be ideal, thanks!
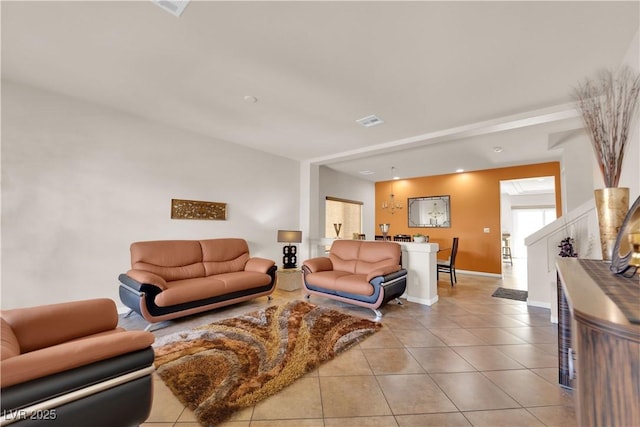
[483,228,490,233]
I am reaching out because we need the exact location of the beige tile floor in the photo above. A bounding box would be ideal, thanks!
[122,262,576,427]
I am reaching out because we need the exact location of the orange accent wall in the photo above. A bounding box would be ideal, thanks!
[375,162,562,275]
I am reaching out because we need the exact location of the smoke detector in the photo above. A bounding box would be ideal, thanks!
[151,0,190,17]
[356,115,384,128]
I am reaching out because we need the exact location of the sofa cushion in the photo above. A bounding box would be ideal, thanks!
[1,318,20,360]
[154,277,226,307]
[131,240,205,281]
[213,271,273,292]
[200,238,250,276]
[355,242,400,275]
[329,242,359,273]
[335,274,375,296]
[328,240,401,276]
[304,271,374,296]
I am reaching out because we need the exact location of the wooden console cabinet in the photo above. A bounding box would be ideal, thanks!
[556,258,640,427]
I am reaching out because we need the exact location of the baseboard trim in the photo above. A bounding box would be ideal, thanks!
[406,295,439,306]
[455,269,502,278]
[527,299,551,309]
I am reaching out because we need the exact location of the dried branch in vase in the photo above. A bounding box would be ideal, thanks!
[572,66,640,188]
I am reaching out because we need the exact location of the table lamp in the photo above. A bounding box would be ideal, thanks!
[277,230,302,269]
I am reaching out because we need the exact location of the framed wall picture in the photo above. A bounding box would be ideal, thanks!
[171,199,227,220]
[408,195,451,228]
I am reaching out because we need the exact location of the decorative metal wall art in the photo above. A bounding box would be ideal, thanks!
[171,199,227,220]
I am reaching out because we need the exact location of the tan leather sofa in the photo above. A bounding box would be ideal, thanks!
[118,238,277,327]
[1,299,154,427]
[302,240,407,319]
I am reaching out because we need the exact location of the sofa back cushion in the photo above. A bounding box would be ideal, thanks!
[200,238,250,276]
[1,317,20,360]
[329,240,400,275]
[130,240,205,281]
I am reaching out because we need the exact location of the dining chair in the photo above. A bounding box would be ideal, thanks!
[393,234,412,242]
[437,237,459,286]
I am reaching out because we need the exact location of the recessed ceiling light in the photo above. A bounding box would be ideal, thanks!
[359,170,375,175]
[356,115,384,128]
[456,169,465,173]
[243,95,258,103]
[151,0,190,17]
[493,146,503,153]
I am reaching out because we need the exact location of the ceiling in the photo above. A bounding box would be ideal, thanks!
[2,1,638,183]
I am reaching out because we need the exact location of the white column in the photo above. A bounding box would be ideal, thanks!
[400,242,440,305]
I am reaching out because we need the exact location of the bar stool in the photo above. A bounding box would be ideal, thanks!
[502,233,513,265]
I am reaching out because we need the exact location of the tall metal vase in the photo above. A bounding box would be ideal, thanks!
[594,187,629,261]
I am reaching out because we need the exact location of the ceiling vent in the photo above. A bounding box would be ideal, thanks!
[356,115,384,128]
[151,0,190,17]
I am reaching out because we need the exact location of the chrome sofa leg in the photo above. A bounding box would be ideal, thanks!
[395,298,404,305]
[124,309,135,318]
[144,321,171,332]
[305,294,311,299]
[372,309,383,321]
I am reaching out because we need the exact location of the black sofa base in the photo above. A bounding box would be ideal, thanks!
[4,376,152,427]
[1,349,154,427]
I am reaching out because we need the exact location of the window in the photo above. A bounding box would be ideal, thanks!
[325,197,363,239]
[512,207,556,258]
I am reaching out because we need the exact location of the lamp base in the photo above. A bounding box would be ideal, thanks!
[282,244,297,269]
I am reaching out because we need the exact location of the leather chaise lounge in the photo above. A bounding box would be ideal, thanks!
[302,240,407,319]
[118,238,277,327]
[1,298,155,427]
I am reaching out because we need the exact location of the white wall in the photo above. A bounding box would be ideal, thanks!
[318,166,375,239]
[500,193,512,235]
[1,81,300,310]
[559,131,596,214]
[619,29,640,201]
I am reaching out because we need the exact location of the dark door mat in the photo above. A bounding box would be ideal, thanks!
[492,287,528,301]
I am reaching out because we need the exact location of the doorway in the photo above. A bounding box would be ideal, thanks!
[500,177,557,290]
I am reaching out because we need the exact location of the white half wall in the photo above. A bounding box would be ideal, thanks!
[1,81,300,310]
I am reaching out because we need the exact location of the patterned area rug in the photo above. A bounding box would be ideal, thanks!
[153,300,382,426]
[492,287,528,301]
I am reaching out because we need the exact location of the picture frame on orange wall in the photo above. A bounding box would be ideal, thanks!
[408,195,450,228]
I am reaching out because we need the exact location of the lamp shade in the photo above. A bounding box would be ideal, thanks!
[277,230,302,243]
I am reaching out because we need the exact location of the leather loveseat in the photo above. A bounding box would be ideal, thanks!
[118,238,277,327]
[1,299,155,427]
[302,240,407,319]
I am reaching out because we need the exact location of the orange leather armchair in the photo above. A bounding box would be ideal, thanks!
[1,299,155,427]
[302,240,407,320]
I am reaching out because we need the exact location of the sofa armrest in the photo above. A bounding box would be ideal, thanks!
[245,257,276,274]
[366,264,401,282]
[124,269,167,291]
[0,330,154,388]
[303,257,333,273]
[1,299,119,354]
